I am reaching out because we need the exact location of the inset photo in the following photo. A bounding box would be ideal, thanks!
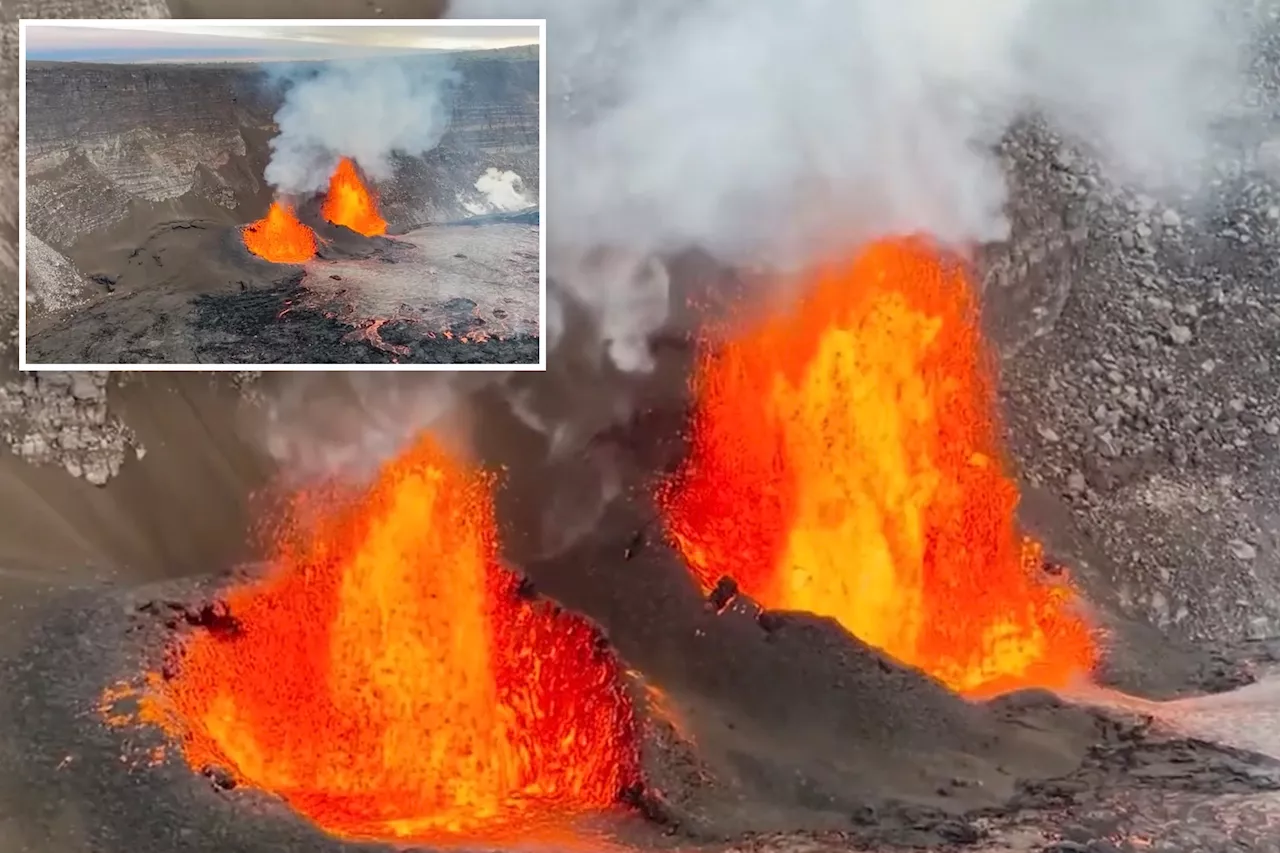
[19,18,544,370]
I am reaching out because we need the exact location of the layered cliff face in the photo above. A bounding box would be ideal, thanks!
[380,48,541,227]
[24,62,275,297]
[22,47,540,317]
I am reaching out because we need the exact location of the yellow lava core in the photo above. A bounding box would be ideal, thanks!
[660,236,1097,697]
[136,433,641,843]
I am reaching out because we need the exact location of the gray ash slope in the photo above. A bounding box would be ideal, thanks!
[22,49,540,364]
[988,114,1280,702]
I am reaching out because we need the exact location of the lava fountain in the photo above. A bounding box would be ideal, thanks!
[143,433,641,842]
[659,236,1097,697]
[322,157,388,237]
[241,201,318,264]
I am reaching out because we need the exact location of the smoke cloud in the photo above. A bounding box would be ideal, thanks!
[262,56,459,195]
[452,0,1257,371]
[258,1,1265,560]
[252,372,488,486]
[469,167,535,213]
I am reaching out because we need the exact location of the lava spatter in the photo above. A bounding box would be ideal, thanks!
[659,236,1097,697]
[321,157,388,237]
[241,201,317,263]
[143,433,640,843]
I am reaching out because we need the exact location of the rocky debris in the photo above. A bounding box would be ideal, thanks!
[23,232,95,314]
[0,372,141,485]
[230,370,261,388]
[200,764,237,792]
[135,597,240,639]
[1,10,148,489]
[982,109,1280,655]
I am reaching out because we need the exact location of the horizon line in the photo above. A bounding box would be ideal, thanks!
[25,43,534,65]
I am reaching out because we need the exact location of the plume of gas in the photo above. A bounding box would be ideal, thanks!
[247,307,684,562]
[469,167,535,213]
[250,372,483,488]
[257,0,1261,561]
[453,0,1254,373]
[551,248,671,374]
[261,56,460,196]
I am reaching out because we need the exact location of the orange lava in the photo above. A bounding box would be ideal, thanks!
[242,201,317,263]
[659,237,1097,697]
[148,433,640,842]
[322,157,388,236]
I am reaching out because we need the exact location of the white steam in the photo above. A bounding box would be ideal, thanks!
[254,372,484,485]
[466,167,534,213]
[452,0,1255,371]
[263,57,459,195]
[255,1,1263,559]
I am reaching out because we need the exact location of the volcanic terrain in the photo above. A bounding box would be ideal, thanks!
[22,50,541,365]
[4,3,1280,853]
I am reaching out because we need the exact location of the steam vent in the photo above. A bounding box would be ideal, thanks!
[9,7,1280,853]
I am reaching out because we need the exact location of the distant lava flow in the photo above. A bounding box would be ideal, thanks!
[242,201,317,263]
[659,237,1097,697]
[322,157,388,237]
[144,433,640,842]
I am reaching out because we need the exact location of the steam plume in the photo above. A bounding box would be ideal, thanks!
[471,167,534,213]
[262,57,459,195]
[259,1,1264,560]
[452,0,1256,371]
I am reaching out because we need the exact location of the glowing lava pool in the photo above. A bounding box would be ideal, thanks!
[137,433,640,843]
[660,236,1098,697]
[241,201,317,264]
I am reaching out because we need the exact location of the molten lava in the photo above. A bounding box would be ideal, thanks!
[242,201,317,263]
[322,157,388,237]
[147,433,640,842]
[660,237,1097,697]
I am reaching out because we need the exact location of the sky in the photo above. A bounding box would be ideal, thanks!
[24,22,540,64]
